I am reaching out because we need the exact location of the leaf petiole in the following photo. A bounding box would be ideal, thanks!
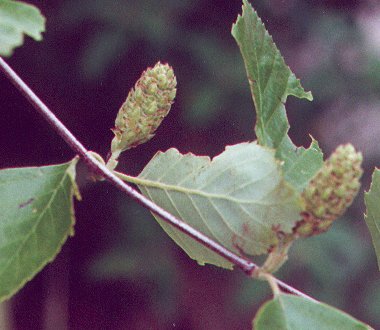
[254,271,281,297]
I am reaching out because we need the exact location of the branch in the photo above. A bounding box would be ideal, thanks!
[0,57,318,303]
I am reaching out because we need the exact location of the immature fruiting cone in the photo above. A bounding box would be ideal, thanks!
[110,62,177,157]
[294,144,363,237]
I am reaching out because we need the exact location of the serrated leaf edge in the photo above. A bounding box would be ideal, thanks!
[0,158,80,302]
[364,167,380,271]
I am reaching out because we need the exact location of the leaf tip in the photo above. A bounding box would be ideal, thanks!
[305,91,313,101]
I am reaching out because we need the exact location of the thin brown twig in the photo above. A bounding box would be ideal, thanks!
[0,57,318,303]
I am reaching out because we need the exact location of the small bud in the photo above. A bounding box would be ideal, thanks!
[293,144,363,237]
[110,62,177,155]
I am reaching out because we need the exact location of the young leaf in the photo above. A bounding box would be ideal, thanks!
[136,142,302,269]
[231,0,323,190]
[364,168,380,271]
[0,0,45,56]
[278,138,323,192]
[0,158,80,301]
[254,294,373,330]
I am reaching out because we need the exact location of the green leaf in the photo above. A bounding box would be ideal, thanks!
[254,294,373,330]
[364,168,380,271]
[279,138,324,192]
[231,0,312,149]
[0,0,45,56]
[231,0,323,190]
[135,142,302,269]
[0,158,80,301]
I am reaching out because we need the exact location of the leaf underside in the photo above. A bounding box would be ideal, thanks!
[137,143,302,269]
[0,0,45,56]
[0,158,79,301]
[231,0,323,191]
[364,168,380,271]
[254,294,373,330]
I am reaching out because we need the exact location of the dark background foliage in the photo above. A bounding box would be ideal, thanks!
[1,0,380,329]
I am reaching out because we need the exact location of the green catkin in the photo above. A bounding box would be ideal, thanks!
[110,62,177,157]
[294,144,363,237]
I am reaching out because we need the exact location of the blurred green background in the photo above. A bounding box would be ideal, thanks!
[1,0,380,329]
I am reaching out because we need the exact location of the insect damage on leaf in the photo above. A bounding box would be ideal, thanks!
[231,0,323,191]
[18,198,35,208]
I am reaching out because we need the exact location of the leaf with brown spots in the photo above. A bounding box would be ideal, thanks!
[134,142,302,269]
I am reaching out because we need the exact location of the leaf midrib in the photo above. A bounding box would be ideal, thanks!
[125,173,281,205]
